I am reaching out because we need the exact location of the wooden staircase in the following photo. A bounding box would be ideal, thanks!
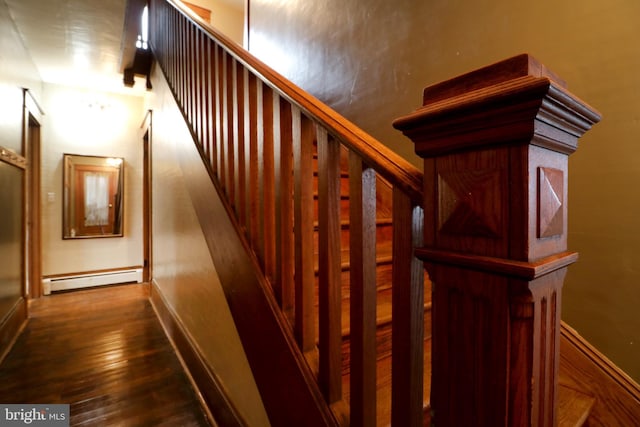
[309,142,432,425]
[307,144,595,427]
[146,1,640,425]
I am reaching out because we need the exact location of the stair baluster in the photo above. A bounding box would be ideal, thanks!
[317,128,344,404]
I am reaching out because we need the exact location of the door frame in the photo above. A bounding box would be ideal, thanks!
[141,110,153,283]
[24,89,43,298]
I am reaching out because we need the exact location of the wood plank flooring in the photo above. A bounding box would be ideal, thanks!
[0,284,211,426]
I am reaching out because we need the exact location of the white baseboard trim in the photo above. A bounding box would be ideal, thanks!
[42,268,143,295]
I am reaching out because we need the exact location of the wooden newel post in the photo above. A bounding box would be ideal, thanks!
[393,54,601,426]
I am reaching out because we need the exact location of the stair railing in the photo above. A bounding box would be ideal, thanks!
[150,0,426,425]
[149,1,602,426]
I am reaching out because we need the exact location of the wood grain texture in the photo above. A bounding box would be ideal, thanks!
[261,83,276,284]
[0,284,211,427]
[195,29,203,148]
[348,152,378,427]
[148,6,637,426]
[216,44,225,187]
[0,145,26,169]
[224,52,235,204]
[187,23,194,127]
[0,298,27,365]
[202,36,211,170]
[25,97,43,298]
[209,39,219,173]
[234,59,247,229]
[557,384,595,427]
[230,58,240,215]
[241,67,251,233]
[317,129,343,404]
[183,1,211,23]
[391,190,425,427]
[294,112,317,352]
[151,2,428,419]
[560,323,640,426]
[248,72,260,257]
[276,100,295,314]
[142,124,152,283]
[396,54,602,426]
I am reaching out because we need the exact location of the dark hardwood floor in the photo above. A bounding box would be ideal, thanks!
[0,284,211,426]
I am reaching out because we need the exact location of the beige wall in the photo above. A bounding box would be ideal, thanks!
[2,1,264,420]
[144,68,270,426]
[0,0,42,153]
[0,0,41,318]
[187,0,245,46]
[248,0,640,381]
[41,84,145,276]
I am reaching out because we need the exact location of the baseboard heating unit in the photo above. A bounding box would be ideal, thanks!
[42,268,143,295]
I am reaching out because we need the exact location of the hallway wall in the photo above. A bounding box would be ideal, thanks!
[188,0,245,46]
[247,0,640,381]
[144,67,270,426]
[40,84,145,277]
[0,0,41,324]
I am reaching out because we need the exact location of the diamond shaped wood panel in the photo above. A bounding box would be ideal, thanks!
[438,169,503,238]
[538,167,564,238]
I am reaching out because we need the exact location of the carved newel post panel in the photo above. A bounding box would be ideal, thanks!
[393,55,601,426]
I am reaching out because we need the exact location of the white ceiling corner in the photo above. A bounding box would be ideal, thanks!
[5,0,148,96]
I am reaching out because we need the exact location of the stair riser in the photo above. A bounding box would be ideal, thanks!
[340,309,432,376]
[312,152,350,176]
[314,262,393,305]
[313,172,350,195]
[313,222,393,254]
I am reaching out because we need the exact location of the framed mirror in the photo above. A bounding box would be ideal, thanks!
[63,154,124,239]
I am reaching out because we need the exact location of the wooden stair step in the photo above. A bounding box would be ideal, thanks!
[314,262,394,306]
[312,189,394,220]
[340,334,432,427]
[312,146,350,173]
[313,243,433,305]
[313,243,394,295]
[313,242,393,271]
[338,287,432,340]
[313,170,351,194]
[313,194,352,218]
[558,384,595,427]
[313,217,393,253]
[339,292,431,376]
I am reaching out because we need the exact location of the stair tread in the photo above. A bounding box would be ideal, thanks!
[339,287,431,338]
[314,242,393,272]
[558,383,595,427]
[313,217,393,230]
[339,336,432,427]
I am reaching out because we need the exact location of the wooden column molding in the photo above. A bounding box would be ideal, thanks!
[393,54,601,426]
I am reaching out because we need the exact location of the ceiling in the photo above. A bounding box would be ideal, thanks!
[4,0,244,96]
[5,0,147,95]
